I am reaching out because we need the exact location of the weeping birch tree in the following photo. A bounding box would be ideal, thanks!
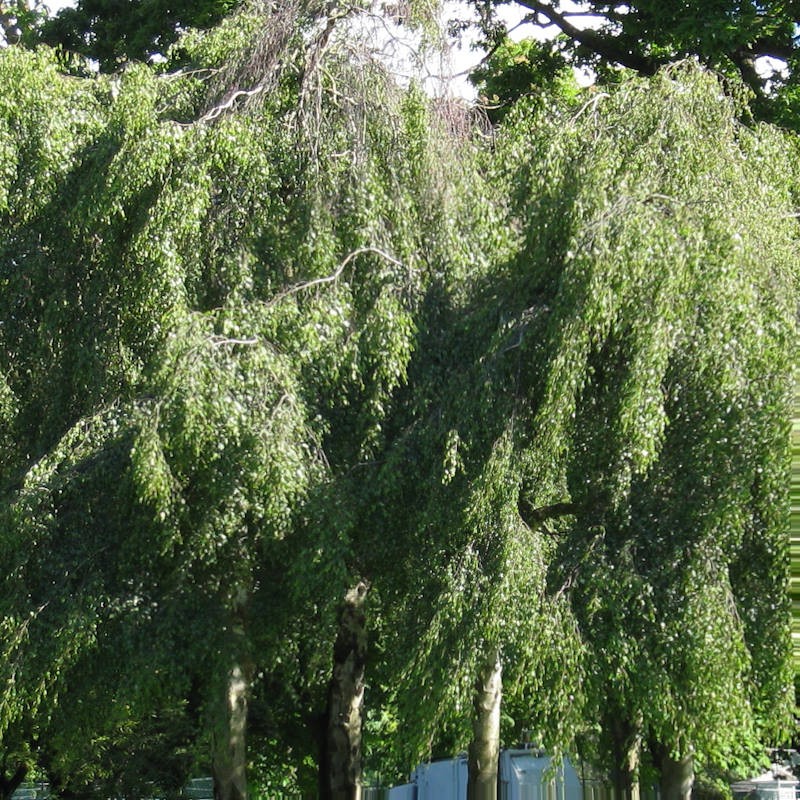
[495,65,799,799]
[365,63,798,800]
[0,37,327,797]
[0,4,490,797]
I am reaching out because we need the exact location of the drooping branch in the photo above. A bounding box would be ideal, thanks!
[266,246,407,307]
[199,83,267,123]
[517,497,577,528]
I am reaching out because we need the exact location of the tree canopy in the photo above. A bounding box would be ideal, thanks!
[469,0,800,128]
[0,2,797,799]
[0,0,241,70]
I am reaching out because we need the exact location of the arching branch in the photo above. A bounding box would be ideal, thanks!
[513,0,658,75]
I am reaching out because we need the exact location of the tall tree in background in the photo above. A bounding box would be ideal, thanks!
[39,0,241,71]
[470,0,800,128]
[0,1,47,47]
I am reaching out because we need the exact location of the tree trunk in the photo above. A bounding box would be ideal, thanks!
[607,714,641,800]
[311,710,329,800]
[212,661,250,800]
[467,648,502,800]
[212,587,252,800]
[323,581,369,800]
[652,745,694,800]
[0,761,27,800]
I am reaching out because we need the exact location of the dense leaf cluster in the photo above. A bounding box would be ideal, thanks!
[469,0,800,129]
[0,10,797,798]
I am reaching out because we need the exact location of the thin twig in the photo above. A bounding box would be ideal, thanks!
[210,336,260,347]
[199,83,267,123]
[267,246,407,306]
[159,67,219,82]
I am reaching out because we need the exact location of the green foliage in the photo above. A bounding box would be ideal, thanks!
[469,38,579,123]
[493,62,798,767]
[0,13,797,795]
[342,59,797,782]
[469,0,800,128]
[0,21,511,790]
[38,0,242,72]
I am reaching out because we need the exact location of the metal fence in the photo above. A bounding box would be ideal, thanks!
[10,782,49,800]
[9,778,393,800]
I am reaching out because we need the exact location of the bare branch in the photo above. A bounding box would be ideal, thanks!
[267,246,408,306]
[209,336,260,347]
[199,83,267,123]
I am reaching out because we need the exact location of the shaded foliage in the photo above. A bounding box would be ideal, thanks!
[38,0,241,72]
[0,6,797,796]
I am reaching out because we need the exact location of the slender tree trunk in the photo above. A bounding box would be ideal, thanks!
[311,710,329,800]
[652,744,693,800]
[212,661,251,800]
[606,714,641,800]
[467,648,502,800]
[659,754,693,800]
[323,581,369,800]
[212,587,252,800]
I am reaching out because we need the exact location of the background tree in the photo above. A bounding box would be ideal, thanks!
[468,37,578,123]
[468,0,800,128]
[0,1,47,47]
[37,0,241,71]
